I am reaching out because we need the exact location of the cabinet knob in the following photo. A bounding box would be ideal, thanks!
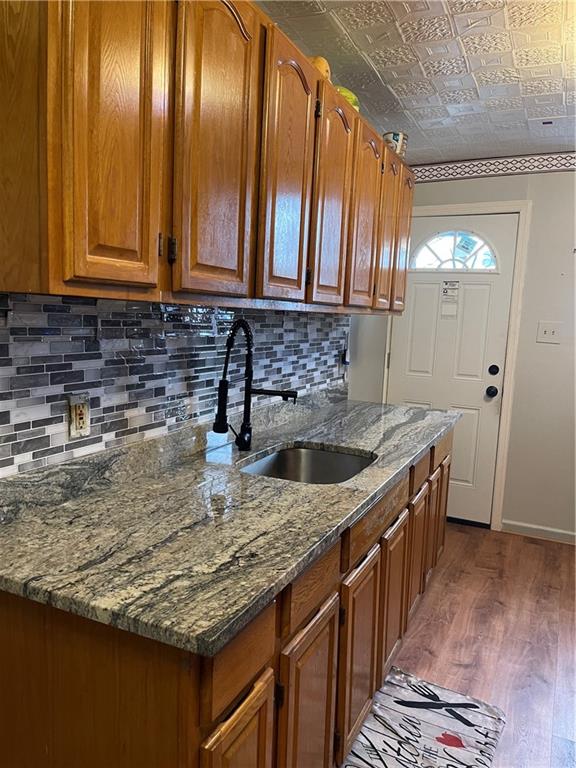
[485,385,499,398]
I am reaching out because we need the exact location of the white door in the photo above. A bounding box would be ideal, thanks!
[388,213,518,525]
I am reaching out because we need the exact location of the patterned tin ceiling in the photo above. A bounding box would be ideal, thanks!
[257,0,576,163]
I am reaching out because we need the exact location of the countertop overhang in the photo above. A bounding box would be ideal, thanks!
[0,388,459,656]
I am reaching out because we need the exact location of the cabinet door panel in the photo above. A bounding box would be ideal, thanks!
[60,0,170,286]
[336,543,380,764]
[278,593,339,768]
[307,81,354,305]
[258,27,319,301]
[173,0,261,296]
[373,150,402,311]
[201,668,274,768]
[425,467,441,580]
[406,483,428,618]
[345,120,382,307]
[378,509,409,685]
[390,163,415,312]
[437,454,452,560]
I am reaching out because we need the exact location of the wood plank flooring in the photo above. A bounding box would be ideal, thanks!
[394,523,575,768]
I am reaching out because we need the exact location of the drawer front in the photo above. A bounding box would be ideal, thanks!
[280,541,341,637]
[344,475,409,572]
[409,451,431,497]
[201,601,276,724]
[431,430,453,471]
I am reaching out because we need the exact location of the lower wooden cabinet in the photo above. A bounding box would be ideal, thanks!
[377,509,409,686]
[277,593,339,768]
[200,667,275,768]
[336,543,381,764]
[406,483,429,618]
[425,466,442,581]
[437,454,452,560]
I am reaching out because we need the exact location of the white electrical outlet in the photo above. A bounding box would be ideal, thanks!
[536,321,563,344]
[69,393,91,438]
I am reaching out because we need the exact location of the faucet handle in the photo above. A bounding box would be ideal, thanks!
[213,380,230,434]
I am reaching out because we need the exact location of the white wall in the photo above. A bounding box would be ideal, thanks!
[350,170,575,542]
[348,315,389,403]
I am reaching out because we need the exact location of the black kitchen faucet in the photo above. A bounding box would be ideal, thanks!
[212,319,298,451]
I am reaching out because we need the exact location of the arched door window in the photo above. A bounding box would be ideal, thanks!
[410,230,498,271]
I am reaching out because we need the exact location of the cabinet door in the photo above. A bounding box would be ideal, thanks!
[437,454,452,560]
[173,0,262,296]
[200,668,274,768]
[425,466,441,580]
[390,163,415,312]
[278,593,339,768]
[336,543,380,764]
[257,27,319,301]
[307,81,355,305]
[60,0,171,287]
[377,509,409,686]
[345,120,382,307]
[373,150,402,311]
[406,483,428,619]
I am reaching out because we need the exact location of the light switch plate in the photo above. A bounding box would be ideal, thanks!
[536,321,563,344]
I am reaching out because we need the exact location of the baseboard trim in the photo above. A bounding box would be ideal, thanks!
[501,519,576,545]
[447,517,490,529]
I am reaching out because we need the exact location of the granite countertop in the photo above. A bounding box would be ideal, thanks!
[0,387,459,656]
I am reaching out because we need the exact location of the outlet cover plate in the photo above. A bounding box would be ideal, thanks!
[536,321,563,344]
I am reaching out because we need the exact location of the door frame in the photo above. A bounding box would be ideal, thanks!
[386,200,532,532]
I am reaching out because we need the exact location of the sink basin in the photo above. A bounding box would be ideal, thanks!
[240,446,375,485]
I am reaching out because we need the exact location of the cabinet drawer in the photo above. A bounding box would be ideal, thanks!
[409,451,431,497]
[200,601,276,724]
[431,431,453,471]
[280,541,341,637]
[342,475,409,572]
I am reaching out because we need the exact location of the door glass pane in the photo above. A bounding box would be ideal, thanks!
[410,230,497,272]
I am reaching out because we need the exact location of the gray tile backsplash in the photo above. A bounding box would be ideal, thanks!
[0,293,349,477]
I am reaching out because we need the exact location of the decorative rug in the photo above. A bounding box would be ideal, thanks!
[344,667,506,768]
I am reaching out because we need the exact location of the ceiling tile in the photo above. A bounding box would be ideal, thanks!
[399,15,455,42]
[507,2,564,29]
[422,56,469,76]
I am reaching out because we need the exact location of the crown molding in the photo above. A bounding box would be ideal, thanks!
[413,152,576,183]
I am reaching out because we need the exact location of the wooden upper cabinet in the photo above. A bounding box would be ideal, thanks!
[345,119,382,307]
[390,162,416,313]
[201,668,275,768]
[257,26,320,301]
[373,148,402,311]
[278,593,339,768]
[59,0,171,287]
[336,543,381,764]
[173,1,262,296]
[307,81,355,305]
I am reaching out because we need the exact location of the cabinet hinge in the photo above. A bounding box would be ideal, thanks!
[167,236,177,265]
[305,267,312,286]
[386,351,391,370]
[158,233,164,259]
[314,99,322,119]
[381,161,385,174]
[372,283,377,297]
[334,730,341,755]
[339,606,346,626]
[275,682,285,708]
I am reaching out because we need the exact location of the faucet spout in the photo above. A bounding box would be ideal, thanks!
[212,319,298,451]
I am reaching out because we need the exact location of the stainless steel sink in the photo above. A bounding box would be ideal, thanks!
[240,446,375,484]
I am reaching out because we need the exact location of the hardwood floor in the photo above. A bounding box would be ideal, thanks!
[394,523,576,768]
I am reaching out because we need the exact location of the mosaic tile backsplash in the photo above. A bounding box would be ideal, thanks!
[0,294,349,478]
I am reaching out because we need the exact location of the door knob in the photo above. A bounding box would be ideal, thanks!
[486,386,499,398]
